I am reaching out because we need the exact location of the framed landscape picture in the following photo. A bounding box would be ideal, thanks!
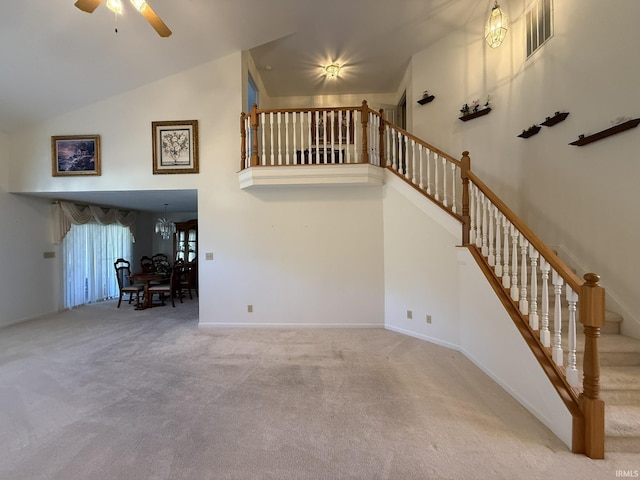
[51,135,101,176]
[152,120,199,174]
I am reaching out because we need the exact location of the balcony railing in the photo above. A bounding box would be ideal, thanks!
[240,101,605,458]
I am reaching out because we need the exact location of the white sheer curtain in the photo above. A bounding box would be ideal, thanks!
[62,222,134,308]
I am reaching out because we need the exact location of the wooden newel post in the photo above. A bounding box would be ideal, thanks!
[460,151,471,245]
[379,109,386,167]
[578,272,605,459]
[250,103,259,167]
[240,112,246,171]
[361,100,369,164]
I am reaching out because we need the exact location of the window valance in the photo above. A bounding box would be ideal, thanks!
[52,201,138,244]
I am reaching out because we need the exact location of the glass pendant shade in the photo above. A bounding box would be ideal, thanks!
[130,0,147,11]
[324,64,340,78]
[106,0,123,14]
[155,204,176,240]
[485,2,509,48]
[155,218,176,240]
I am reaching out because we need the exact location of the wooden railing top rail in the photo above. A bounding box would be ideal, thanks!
[241,102,461,168]
[247,105,363,115]
[466,169,583,292]
[370,110,462,168]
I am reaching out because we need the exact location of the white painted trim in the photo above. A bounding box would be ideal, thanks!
[384,325,460,351]
[200,322,384,328]
[238,164,384,188]
[458,345,568,446]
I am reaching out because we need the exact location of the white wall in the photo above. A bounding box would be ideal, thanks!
[0,132,59,327]
[383,172,461,348]
[457,248,572,448]
[382,170,572,448]
[408,0,640,338]
[8,51,386,328]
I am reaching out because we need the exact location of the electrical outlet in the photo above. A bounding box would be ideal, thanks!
[247,304,253,313]
[426,314,432,324]
[407,310,413,319]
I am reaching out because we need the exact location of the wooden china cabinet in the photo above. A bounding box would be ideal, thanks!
[173,219,198,291]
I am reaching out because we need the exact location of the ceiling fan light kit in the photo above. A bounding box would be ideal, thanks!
[74,0,172,37]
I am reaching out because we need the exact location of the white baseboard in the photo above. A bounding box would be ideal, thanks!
[384,324,460,351]
[199,322,383,328]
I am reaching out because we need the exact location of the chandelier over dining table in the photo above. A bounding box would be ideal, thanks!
[155,203,176,240]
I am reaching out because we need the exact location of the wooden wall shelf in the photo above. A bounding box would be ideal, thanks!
[459,107,491,122]
[569,118,640,146]
[417,95,435,105]
[541,112,570,127]
[518,125,541,138]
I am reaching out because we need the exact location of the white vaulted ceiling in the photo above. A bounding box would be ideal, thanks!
[1,0,487,134]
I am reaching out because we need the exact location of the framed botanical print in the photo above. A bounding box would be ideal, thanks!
[51,135,101,176]
[152,120,199,174]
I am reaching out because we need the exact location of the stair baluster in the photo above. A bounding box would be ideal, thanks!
[566,284,579,387]
[552,269,565,366]
[529,246,539,330]
[433,153,440,200]
[540,258,551,347]
[510,225,519,301]
[494,210,502,276]
[519,234,529,315]
[418,144,424,190]
[487,203,495,265]
[502,217,511,288]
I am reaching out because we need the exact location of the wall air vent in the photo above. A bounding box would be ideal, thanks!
[526,0,553,58]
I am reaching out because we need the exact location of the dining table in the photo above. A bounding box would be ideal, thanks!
[129,272,168,309]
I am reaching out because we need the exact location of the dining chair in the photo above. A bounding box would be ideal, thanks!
[147,264,181,307]
[152,253,169,269]
[114,258,144,308]
[140,256,154,273]
[174,259,193,300]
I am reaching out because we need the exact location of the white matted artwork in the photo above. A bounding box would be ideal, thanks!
[152,120,199,174]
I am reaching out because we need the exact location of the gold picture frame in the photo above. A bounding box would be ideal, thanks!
[152,120,199,174]
[51,135,101,176]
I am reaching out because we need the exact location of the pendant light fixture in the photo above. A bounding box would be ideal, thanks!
[155,204,176,240]
[485,1,509,48]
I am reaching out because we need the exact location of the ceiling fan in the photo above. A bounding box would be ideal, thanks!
[74,0,172,37]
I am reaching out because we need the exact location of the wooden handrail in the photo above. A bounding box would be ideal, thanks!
[373,114,462,167]
[465,169,582,292]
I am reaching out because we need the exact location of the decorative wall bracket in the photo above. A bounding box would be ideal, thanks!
[541,111,570,127]
[517,125,541,138]
[459,107,491,122]
[417,91,435,105]
[570,118,640,146]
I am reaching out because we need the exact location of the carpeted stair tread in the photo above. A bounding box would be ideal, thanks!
[574,334,640,367]
[600,366,640,405]
[605,404,640,453]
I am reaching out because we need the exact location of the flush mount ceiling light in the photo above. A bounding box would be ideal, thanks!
[485,1,509,48]
[324,64,341,78]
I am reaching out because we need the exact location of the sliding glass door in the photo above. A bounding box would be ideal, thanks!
[62,222,133,308]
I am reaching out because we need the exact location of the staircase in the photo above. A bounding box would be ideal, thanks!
[239,101,640,457]
[586,311,640,452]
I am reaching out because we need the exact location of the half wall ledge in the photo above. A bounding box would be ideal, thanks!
[238,164,384,189]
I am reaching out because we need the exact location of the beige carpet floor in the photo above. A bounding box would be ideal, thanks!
[0,298,637,480]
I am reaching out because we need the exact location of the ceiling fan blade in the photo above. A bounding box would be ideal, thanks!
[139,3,172,37]
[74,0,103,13]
